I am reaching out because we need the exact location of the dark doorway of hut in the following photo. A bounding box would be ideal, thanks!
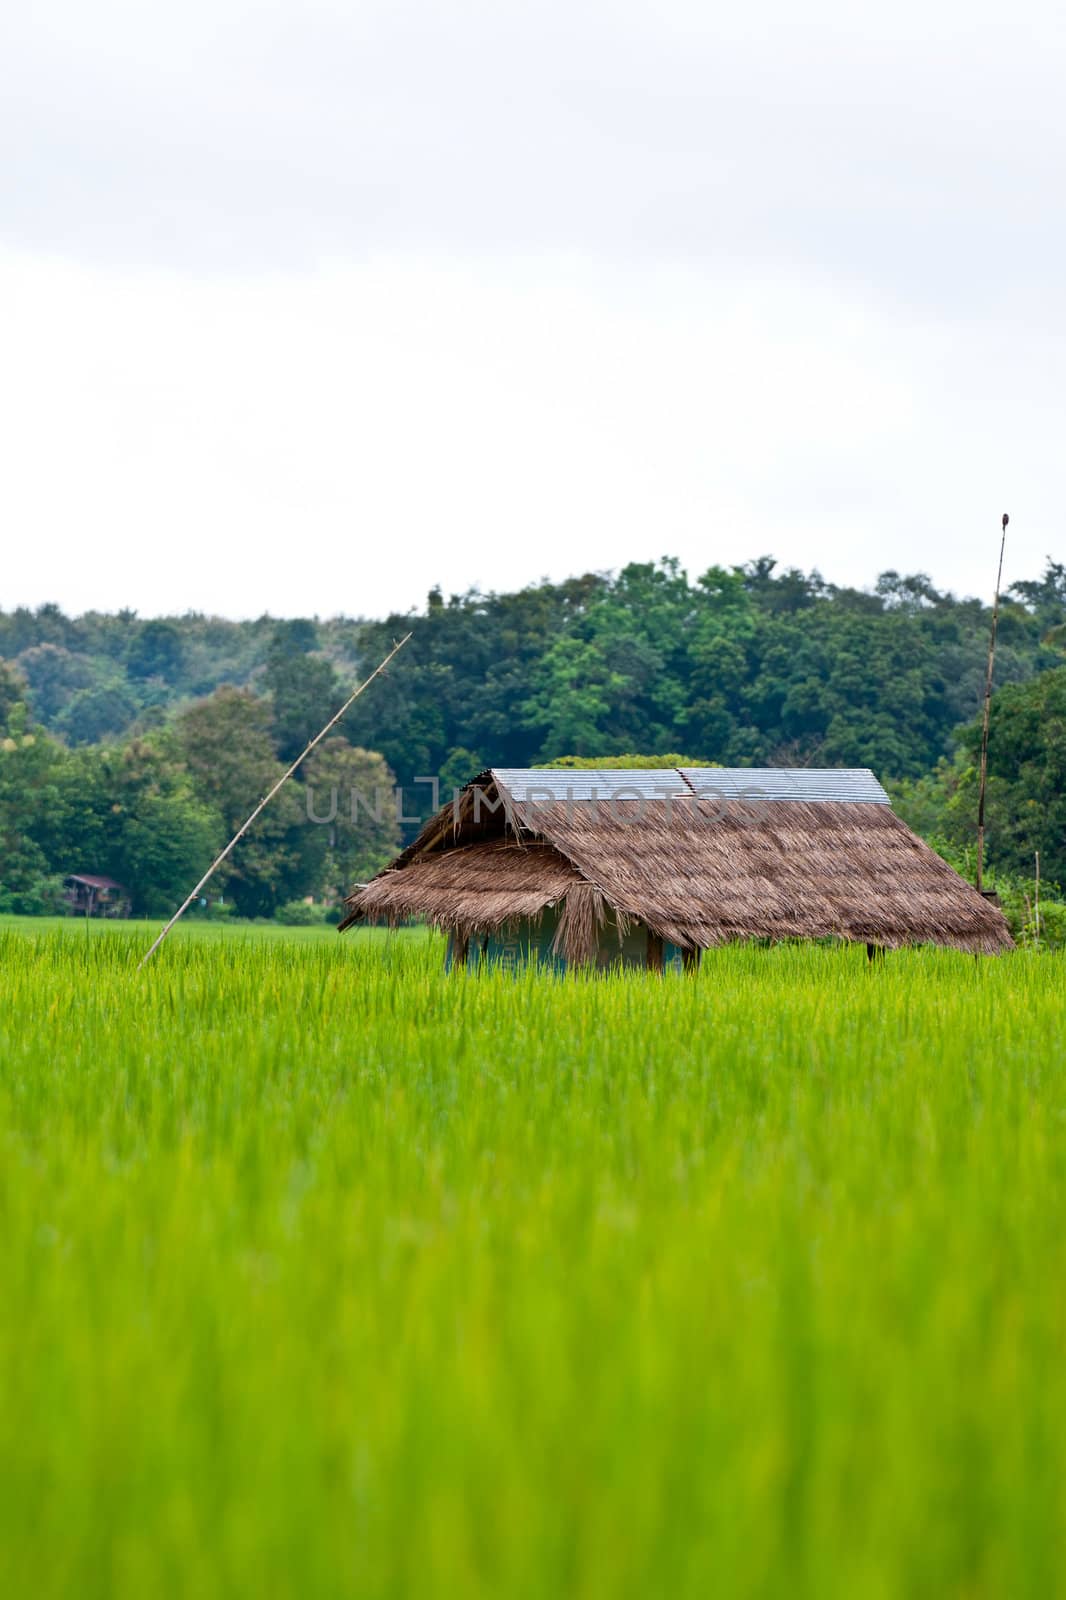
[648,932,702,974]
[449,924,703,976]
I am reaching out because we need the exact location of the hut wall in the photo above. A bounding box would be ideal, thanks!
[445,909,686,973]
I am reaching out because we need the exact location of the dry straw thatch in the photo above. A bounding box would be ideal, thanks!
[341,771,1013,957]
[550,880,614,965]
[341,837,581,937]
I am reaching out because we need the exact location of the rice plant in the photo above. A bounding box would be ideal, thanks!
[1,920,1064,1598]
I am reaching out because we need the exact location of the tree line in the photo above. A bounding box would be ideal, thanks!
[2,557,1065,920]
[0,622,397,918]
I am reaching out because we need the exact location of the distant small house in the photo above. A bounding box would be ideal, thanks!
[339,767,1013,969]
[63,874,130,918]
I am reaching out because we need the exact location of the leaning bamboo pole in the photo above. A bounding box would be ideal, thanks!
[976,515,1008,895]
[138,632,412,967]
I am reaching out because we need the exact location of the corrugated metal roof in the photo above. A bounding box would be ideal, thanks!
[491,767,890,805]
[679,768,890,805]
[492,769,691,802]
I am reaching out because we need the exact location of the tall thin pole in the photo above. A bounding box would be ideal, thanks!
[138,632,412,967]
[976,514,1008,894]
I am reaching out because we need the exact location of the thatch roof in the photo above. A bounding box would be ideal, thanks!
[340,767,1013,957]
[345,837,581,935]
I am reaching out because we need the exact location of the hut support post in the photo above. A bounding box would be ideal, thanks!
[647,931,664,974]
[866,943,885,963]
[682,946,702,973]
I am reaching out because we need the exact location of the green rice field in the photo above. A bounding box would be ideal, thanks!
[2,919,1065,1598]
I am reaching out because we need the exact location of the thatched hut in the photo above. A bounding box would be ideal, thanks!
[62,873,130,919]
[339,767,1013,969]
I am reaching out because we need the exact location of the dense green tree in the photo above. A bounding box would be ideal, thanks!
[0,706,72,912]
[0,662,27,734]
[126,620,185,683]
[522,637,628,758]
[0,603,75,656]
[271,618,319,655]
[16,644,97,724]
[301,738,400,900]
[965,666,1066,887]
[1009,561,1066,634]
[54,680,141,746]
[346,555,1066,793]
[345,572,610,777]
[176,688,308,916]
[438,747,485,795]
[893,666,1066,890]
[263,623,344,763]
[54,739,224,917]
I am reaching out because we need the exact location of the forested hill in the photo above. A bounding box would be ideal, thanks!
[350,558,1066,784]
[3,556,1066,924]
[4,556,1064,781]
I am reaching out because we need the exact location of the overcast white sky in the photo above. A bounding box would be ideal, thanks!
[2,0,1063,619]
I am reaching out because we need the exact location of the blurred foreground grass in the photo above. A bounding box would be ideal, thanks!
[1,922,1064,1598]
